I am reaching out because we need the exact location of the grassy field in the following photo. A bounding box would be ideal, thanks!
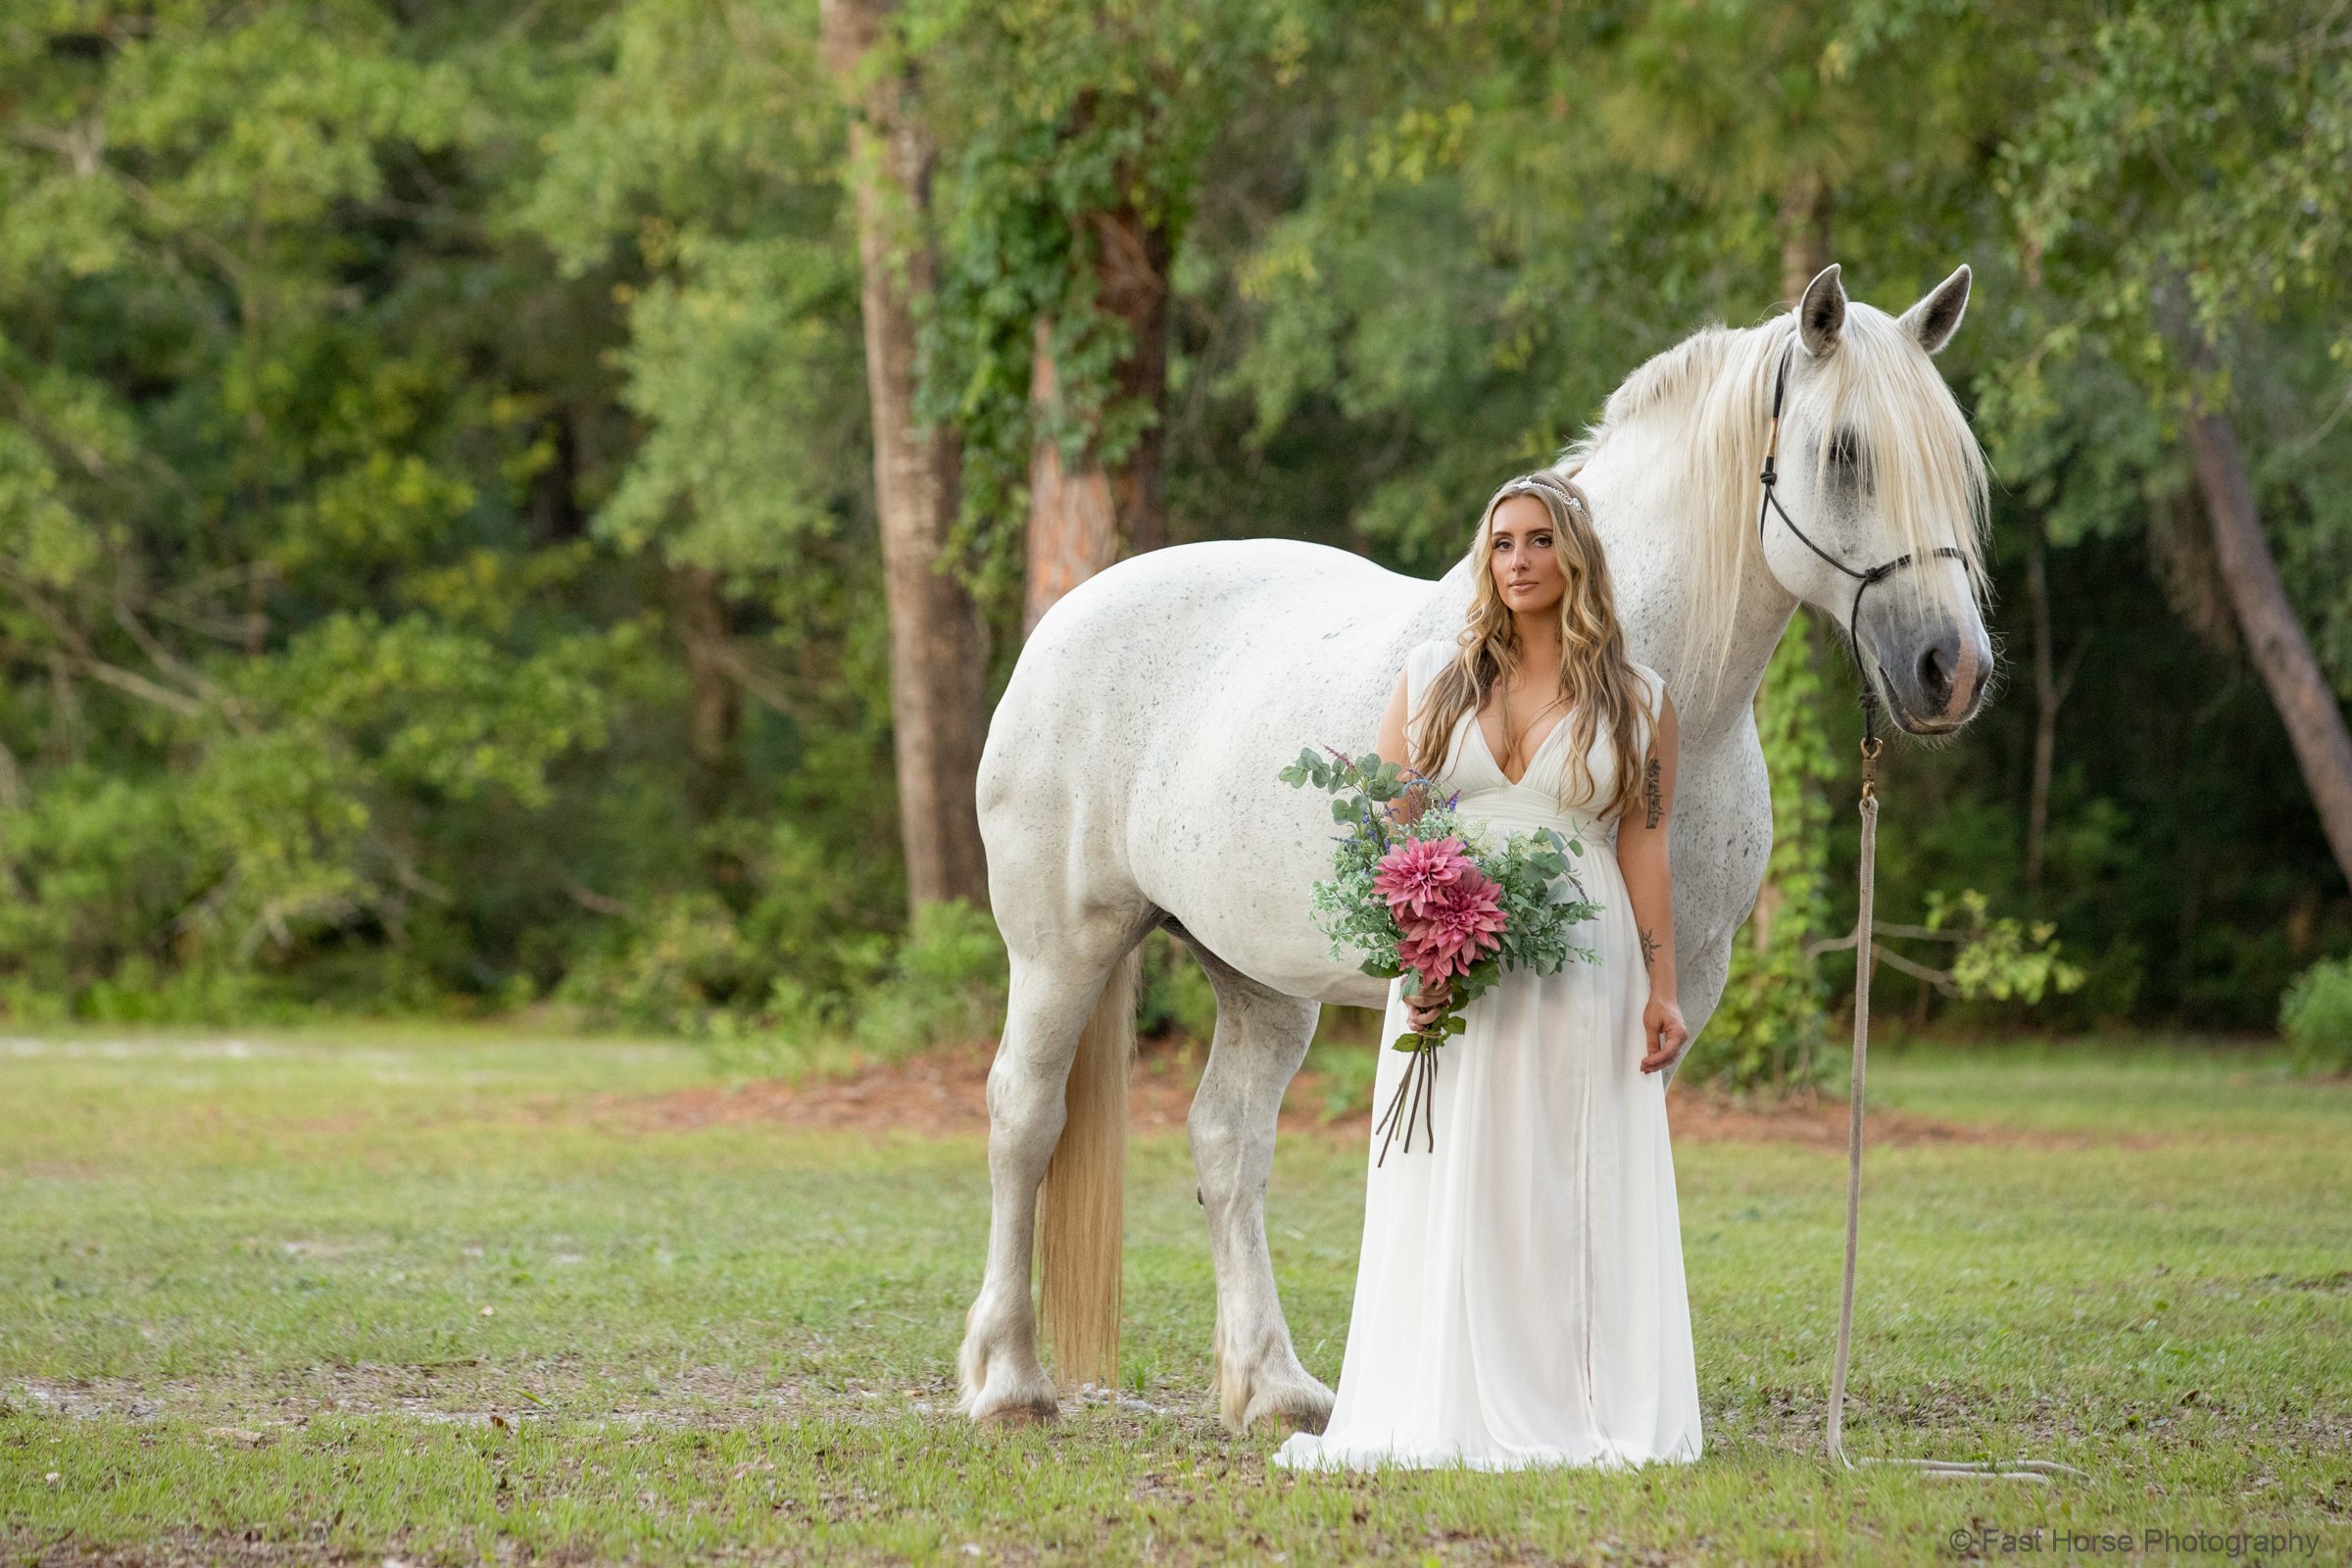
[2,1025,2346,1565]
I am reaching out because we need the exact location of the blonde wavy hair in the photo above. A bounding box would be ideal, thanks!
[1408,470,1653,824]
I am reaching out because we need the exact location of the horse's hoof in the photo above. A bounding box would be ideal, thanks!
[1240,1383,1336,1438]
[976,1401,1057,1428]
[1261,1408,1329,1439]
[971,1387,1060,1428]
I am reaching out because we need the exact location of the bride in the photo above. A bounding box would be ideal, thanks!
[1271,469,1704,1473]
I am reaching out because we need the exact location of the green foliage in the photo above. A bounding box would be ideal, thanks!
[1695,635,2088,1094]
[557,810,897,1035]
[849,897,1010,1059]
[1927,889,2086,1005]
[2003,0,2352,355]
[0,0,2340,1047]
[2279,956,2352,1076]
[914,0,1326,611]
[565,891,1011,1077]
[1993,0,2352,696]
[0,0,893,1028]
[558,891,782,1039]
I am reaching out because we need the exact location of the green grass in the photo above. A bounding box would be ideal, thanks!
[2,1024,2347,1564]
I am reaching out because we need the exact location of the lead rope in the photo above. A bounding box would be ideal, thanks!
[1826,720,2084,1483]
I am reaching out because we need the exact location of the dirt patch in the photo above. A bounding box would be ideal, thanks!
[1661,1087,2062,1149]
[10,1360,829,1432]
[626,1039,1265,1139]
[3,1534,373,1568]
[622,1039,2070,1149]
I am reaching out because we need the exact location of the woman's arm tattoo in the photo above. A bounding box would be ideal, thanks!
[1642,755,1663,828]
[1640,926,1660,968]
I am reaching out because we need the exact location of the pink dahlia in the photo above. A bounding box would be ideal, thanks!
[1373,835,1473,919]
[1396,867,1507,983]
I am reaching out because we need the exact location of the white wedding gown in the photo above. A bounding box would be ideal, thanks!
[1271,638,1704,1473]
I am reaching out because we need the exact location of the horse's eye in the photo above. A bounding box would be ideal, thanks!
[1827,430,1861,468]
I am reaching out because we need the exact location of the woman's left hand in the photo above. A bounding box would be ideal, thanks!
[1404,980,1453,1033]
[1387,777,1431,828]
[1640,994,1689,1075]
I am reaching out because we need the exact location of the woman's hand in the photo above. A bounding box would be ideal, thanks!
[1404,981,1454,1033]
[1640,992,1689,1075]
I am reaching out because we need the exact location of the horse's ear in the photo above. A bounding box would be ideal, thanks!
[1797,263,1846,358]
[1898,264,1972,355]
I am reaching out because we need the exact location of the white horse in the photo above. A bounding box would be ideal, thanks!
[956,264,1993,1433]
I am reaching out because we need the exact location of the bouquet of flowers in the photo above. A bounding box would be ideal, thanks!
[1279,746,1602,1162]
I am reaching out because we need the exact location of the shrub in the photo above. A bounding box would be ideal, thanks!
[850,898,1009,1060]
[2279,956,2352,1075]
[556,892,769,1037]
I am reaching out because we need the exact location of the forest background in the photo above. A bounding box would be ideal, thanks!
[2,0,2348,1089]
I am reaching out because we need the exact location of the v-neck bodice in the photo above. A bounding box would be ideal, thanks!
[1402,639,1667,845]
[1470,704,1575,790]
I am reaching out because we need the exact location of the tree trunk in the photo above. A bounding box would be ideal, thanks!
[2183,393,2352,889]
[1778,172,1833,306]
[820,0,992,913]
[1020,201,1171,636]
[530,411,586,543]
[1093,205,1170,557]
[1022,318,1122,638]
[677,565,742,827]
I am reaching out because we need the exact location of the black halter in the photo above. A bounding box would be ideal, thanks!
[1757,342,1965,746]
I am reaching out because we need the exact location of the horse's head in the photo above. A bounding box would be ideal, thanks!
[1760,264,1992,736]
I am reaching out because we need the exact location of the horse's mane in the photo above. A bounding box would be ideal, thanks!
[1557,307,1989,710]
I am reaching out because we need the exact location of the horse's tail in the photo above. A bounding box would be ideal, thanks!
[1036,944,1141,1394]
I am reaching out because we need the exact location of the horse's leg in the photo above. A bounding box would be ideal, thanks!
[1669,922,1738,1089]
[1175,927,1336,1435]
[1665,725,1772,1087]
[956,938,1132,1426]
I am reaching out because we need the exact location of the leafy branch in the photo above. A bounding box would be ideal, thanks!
[1806,888,2087,1004]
